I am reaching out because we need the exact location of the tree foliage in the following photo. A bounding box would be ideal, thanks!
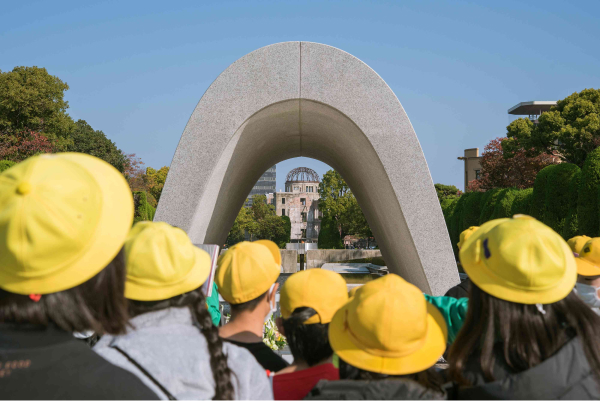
[144,166,169,203]
[435,183,461,202]
[503,89,600,168]
[318,169,373,240]
[578,147,600,236]
[0,66,75,148]
[0,160,16,173]
[467,137,559,191]
[0,130,54,162]
[226,195,291,248]
[67,120,127,172]
[318,216,344,249]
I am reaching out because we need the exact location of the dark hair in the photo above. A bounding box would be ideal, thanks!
[129,288,234,400]
[338,358,445,393]
[282,307,333,366]
[0,248,129,335]
[229,291,267,313]
[448,283,600,385]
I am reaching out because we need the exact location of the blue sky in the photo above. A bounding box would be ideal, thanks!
[2,0,599,191]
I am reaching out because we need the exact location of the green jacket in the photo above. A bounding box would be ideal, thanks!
[206,282,221,326]
[424,295,468,344]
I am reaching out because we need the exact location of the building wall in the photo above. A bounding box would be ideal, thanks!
[274,180,321,242]
[245,165,276,206]
[463,148,481,190]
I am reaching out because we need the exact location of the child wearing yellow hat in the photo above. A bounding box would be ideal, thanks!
[445,226,479,299]
[216,240,288,372]
[272,269,349,400]
[568,235,591,256]
[574,238,600,313]
[306,274,448,400]
[0,154,156,399]
[94,222,272,400]
[444,216,600,399]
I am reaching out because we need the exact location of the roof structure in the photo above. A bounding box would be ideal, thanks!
[508,101,557,115]
[285,167,320,183]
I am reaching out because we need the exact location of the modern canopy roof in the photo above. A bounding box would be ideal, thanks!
[508,101,557,115]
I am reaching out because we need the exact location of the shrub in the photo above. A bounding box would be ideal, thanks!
[563,169,581,239]
[478,188,506,224]
[133,191,156,224]
[449,195,472,257]
[544,163,580,236]
[578,148,600,236]
[491,188,519,219]
[510,188,534,216]
[529,165,555,222]
[441,197,459,220]
[0,160,16,173]
[318,216,343,249]
[461,192,484,230]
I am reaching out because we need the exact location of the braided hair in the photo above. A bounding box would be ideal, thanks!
[129,288,234,400]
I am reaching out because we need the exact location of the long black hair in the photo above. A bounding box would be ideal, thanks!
[129,288,234,400]
[448,283,600,385]
[282,307,332,366]
[0,248,129,335]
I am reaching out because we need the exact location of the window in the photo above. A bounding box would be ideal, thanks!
[475,170,481,180]
[301,229,306,238]
[301,212,307,222]
[294,186,300,191]
[307,186,313,192]
[301,198,306,206]
[282,209,286,216]
[282,197,285,204]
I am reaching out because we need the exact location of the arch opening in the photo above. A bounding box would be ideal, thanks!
[155,42,458,294]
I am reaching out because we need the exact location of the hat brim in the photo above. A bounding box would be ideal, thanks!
[461,240,577,304]
[125,247,211,301]
[329,302,447,375]
[576,257,600,277]
[0,153,134,295]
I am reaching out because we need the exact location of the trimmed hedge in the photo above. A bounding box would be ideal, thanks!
[491,188,519,219]
[563,169,581,239]
[578,147,600,236]
[544,163,580,237]
[510,188,534,216]
[0,160,16,173]
[478,188,506,224]
[133,191,156,224]
[529,165,555,222]
[461,192,484,230]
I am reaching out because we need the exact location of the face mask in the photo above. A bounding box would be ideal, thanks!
[264,284,277,323]
[576,282,600,308]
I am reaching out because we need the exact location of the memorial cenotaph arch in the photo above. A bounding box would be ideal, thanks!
[155,42,459,295]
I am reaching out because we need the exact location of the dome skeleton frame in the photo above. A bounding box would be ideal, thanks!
[285,167,320,183]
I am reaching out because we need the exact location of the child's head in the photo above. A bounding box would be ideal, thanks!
[123,221,234,400]
[328,274,447,381]
[567,235,591,256]
[216,240,281,317]
[0,153,133,334]
[574,237,600,307]
[278,269,348,366]
[450,215,600,384]
[457,226,479,250]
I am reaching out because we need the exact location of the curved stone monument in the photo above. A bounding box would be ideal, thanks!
[155,42,458,295]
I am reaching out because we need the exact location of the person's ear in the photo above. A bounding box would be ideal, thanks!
[267,283,279,303]
[275,317,285,335]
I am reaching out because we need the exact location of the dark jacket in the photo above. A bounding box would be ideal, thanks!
[453,337,600,400]
[444,278,470,299]
[0,323,158,400]
[304,379,446,400]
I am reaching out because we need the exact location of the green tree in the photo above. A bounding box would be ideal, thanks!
[226,205,255,246]
[578,147,600,236]
[318,216,344,249]
[67,120,128,172]
[0,66,75,148]
[434,183,461,202]
[503,89,600,168]
[0,160,16,173]
[144,166,169,203]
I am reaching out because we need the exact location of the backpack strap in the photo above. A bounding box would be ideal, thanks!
[111,345,177,400]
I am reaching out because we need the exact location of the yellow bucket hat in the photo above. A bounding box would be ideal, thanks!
[328,274,447,375]
[215,240,281,304]
[458,226,479,249]
[0,153,133,295]
[575,238,600,277]
[124,221,211,301]
[460,215,577,304]
[280,269,348,324]
[567,235,591,256]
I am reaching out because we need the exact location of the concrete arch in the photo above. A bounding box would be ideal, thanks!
[155,42,458,295]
